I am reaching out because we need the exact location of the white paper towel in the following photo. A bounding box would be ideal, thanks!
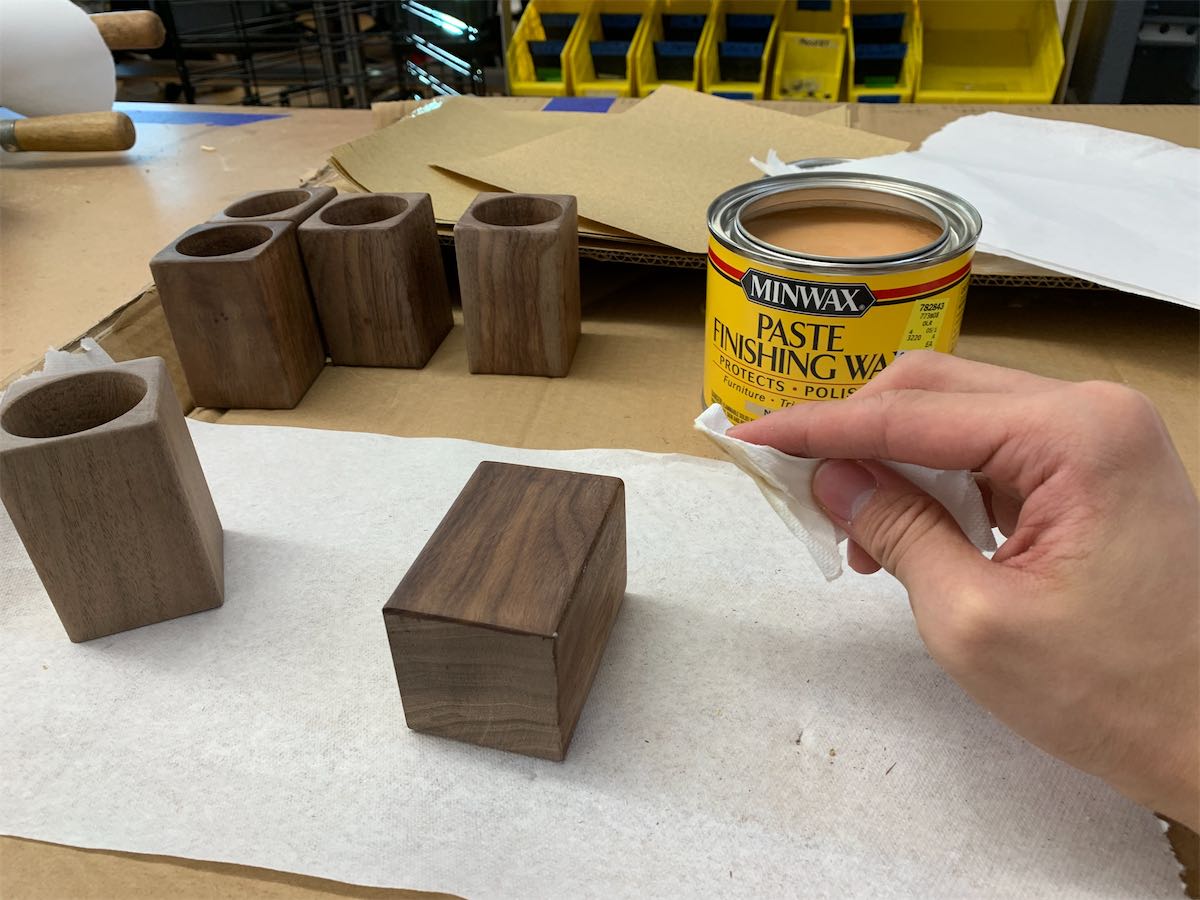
[0,0,116,116]
[0,423,1183,898]
[754,112,1200,308]
[694,403,996,581]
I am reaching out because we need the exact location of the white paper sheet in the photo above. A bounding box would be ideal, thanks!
[0,423,1183,897]
[756,113,1200,308]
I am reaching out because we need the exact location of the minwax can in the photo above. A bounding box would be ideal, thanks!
[704,172,982,424]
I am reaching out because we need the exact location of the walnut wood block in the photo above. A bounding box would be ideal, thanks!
[150,221,325,409]
[384,461,625,761]
[454,193,581,377]
[209,186,336,229]
[297,193,451,367]
[0,357,223,642]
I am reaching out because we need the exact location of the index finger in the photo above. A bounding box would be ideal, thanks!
[728,388,1028,473]
[851,350,1063,399]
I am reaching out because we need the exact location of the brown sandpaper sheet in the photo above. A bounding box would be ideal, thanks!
[329,97,634,239]
[329,96,853,244]
[435,86,908,253]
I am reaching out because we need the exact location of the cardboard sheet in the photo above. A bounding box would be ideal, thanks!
[0,421,1184,898]
[329,97,631,239]
[435,87,908,253]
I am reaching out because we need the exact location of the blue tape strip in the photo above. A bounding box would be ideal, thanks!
[119,107,287,126]
[0,106,286,126]
[859,94,901,103]
[543,96,616,112]
[713,91,754,99]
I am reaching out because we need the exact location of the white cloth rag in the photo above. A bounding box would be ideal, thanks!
[694,403,996,580]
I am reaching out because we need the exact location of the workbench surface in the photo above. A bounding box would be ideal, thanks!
[0,102,372,384]
[0,100,1196,899]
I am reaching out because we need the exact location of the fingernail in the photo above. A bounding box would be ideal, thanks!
[813,460,876,522]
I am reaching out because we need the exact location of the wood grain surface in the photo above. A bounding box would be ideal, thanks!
[384,461,626,760]
[0,357,223,642]
[209,186,336,228]
[454,193,581,377]
[8,111,136,152]
[298,193,451,367]
[150,221,325,409]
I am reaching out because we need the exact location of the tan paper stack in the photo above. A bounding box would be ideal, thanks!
[328,87,906,256]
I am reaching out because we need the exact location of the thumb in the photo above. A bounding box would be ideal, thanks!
[812,459,988,596]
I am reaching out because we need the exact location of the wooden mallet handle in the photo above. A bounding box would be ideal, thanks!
[89,11,166,50]
[1,111,136,152]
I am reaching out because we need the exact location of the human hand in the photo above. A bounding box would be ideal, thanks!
[729,351,1200,829]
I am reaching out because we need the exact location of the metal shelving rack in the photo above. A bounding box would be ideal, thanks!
[107,1,503,107]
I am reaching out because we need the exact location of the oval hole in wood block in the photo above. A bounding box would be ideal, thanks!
[318,194,410,227]
[222,189,314,219]
[175,224,273,258]
[470,195,564,227]
[209,187,336,230]
[1,371,147,439]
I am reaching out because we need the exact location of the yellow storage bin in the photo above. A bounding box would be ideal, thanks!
[635,0,715,95]
[771,0,847,101]
[507,1,589,96]
[569,1,658,97]
[701,0,784,100]
[847,0,920,102]
[915,0,1064,104]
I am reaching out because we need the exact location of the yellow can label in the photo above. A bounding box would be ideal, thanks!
[704,240,974,424]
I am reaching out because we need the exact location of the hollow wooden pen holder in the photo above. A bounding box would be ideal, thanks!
[150,221,325,409]
[0,358,223,643]
[297,193,452,368]
[454,193,581,377]
[209,186,336,230]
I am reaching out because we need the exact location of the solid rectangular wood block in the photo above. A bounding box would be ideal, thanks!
[384,461,626,760]
[150,220,325,409]
[454,193,581,377]
[0,357,223,642]
[208,186,336,229]
[297,192,452,367]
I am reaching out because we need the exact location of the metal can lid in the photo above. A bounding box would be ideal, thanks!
[709,172,982,275]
